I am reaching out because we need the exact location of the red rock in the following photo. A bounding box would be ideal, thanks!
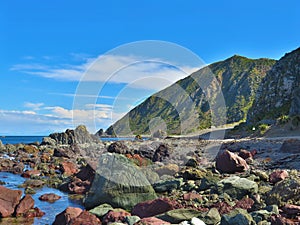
[216,150,249,173]
[60,161,78,175]
[102,209,131,223]
[270,214,296,225]
[24,207,45,218]
[238,149,253,160]
[183,193,202,201]
[69,210,101,225]
[53,207,83,225]
[234,197,254,210]
[38,193,61,203]
[0,185,22,217]
[132,198,175,218]
[282,204,300,215]
[75,164,95,182]
[134,217,171,225]
[15,195,35,216]
[269,170,289,184]
[68,177,91,194]
[21,170,41,178]
[212,201,233,215]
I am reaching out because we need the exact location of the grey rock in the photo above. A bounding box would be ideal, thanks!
[221,208,255,225]
[89,203,113,218]
[157,208,202,224]
[217,176,258,200]
[84,153,156,210]
[125,215,141,225]
[153,178,183,193]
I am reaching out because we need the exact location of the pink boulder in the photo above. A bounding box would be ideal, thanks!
[216,150,249,173]
[269,170,289,184]
[53,207,83,225]
[15,195,35,216]
[0,185,22,217]
[132,198,175,218]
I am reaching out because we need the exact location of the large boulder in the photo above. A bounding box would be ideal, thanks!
[84,153,157,210]
[0,186,22,217]
[217,176,258,200]
[216,150,249,173]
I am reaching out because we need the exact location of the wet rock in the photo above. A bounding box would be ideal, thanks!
[38,193,61,203]
[269,170,289,184]
[107,141,130,154]
[53,207,83,225]
[102,209,131,224]
[21,170,41,178]
[0,185,22,217]
[152,144,171,162]
[69,210,100,225]
[221,208,255,225]
[216,150,249,173]
[266,178,300,207]
[84,153,157,210]
[24,187,36,195]
[89,203,113,218]
[15,195,35,217]
[60,161,78,175]
[134,217,170,225]
[157,208,202,224]
[23,207,45,218]
[217,176,258,200]
[132,198,175,218]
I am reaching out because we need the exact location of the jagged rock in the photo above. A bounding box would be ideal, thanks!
[216,150,249,173]
[84,153,157,210]
[0,185,22,217]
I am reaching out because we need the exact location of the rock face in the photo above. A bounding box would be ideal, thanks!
[84,153,157,210]
[49,125,100,145]
[0,185,22,217]
[248,47,300,123]
[216,150,249,173]
[107,56,275,135]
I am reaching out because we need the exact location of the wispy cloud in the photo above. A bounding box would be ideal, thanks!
[11,54,199,90]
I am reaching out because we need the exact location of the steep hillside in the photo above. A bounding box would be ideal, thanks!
[106,56,276,135]
[247,47,300,124]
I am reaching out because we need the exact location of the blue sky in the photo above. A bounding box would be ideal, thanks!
[0,0,299,135]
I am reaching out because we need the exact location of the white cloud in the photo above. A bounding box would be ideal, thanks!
[11,54,199,91]
[24,102,44,110]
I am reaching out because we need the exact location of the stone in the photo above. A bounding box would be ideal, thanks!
[191,217,206,225]
[38,193,61,203]
[270,214,295,225]
[0,185,22,217]
[266,178,300,207]
[217,176,258,200]
[107,141,130,154]
[235,197,255,211]
[152,144,171,162]
[216,150,249,173]
[183,192,202,201]
[200,207,221,225]
[15,195,35,216]
[153,178,183,193]
[180,168,206,180]
[102,209,131,224]
[250,210,272,224]
[269,170,289,184]
[84,153,157,210]
[238,149,253,160]
[132,198,175,218]
[282,204,300,215]
[21,179,45,188]
[89,203,113,218]
[251,170,269,181]
[67,177,91,194]
[23,207,45,218]
[23,145,39,154]
[60,161,78,175]
[21,170,41,178]
[41,137,57,146]
[53,207,83,225]
[185,157,199,168]
[0,158,24,174]
[221,208,255,225]
[125,215,140,225]
[157,208,202,224]
[69,210,101,225]
[155,164,179,177]
[134,217,170,225]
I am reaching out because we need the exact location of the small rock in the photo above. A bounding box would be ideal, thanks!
[155,164,179,177]
[125,215,141,225]
[102,209,131,224]
[21,170,41,178]
[89,203,113,218]
[238,149,253,160]
[183,192,202,201]
[53,207,83,225]
[157,208,202,224]
[132,198,175,218]
[216,150,249,173]
[60,161,78,176]
[152,144,171,162]
[24,207,45,218]
[153,178,183,193]
[69,210,100,225]
[38,193,61,203]
[269,170,289,184]
[201,207,221,225]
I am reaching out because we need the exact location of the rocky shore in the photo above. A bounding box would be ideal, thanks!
[0,125,300,224]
